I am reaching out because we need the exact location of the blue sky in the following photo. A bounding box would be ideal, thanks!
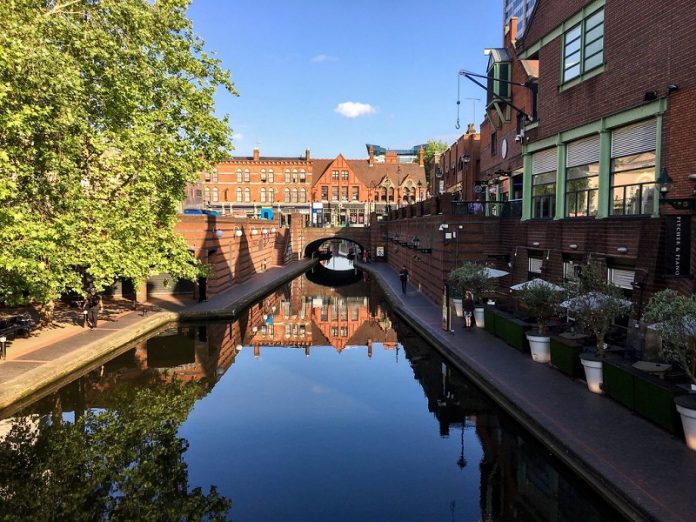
[187,0,503,159]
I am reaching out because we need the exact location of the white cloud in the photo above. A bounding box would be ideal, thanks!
[232,132,244,141]
[334,101,376,119]
[311,53,337,63]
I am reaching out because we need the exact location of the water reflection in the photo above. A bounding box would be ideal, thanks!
[0,275,624,521]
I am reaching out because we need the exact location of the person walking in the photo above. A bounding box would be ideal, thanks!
[83,288,103,329]
[463,291,475,328]
[399,265,409,294]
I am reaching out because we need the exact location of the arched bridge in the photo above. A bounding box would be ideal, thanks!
[289,223,371,259]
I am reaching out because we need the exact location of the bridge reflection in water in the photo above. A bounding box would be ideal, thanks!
[0,274,624,522]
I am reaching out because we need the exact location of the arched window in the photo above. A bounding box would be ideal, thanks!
[300,188,306,203]
[299,169,306,182]
[224,188,229,201]
[244,188,250,202]
[204,187,210,202]
[269,188,275,202]
[244,169,250,182]
[212,187,219,202]
[269,169,274,183]
[261,168,267,182]
[284,188,290,202]
[285,169,291,183]
[236,188,242,202]
[292,169,298,183]
[388,187,394,201]
[236,169,242,182]
[260,188,266,203]
[292,188,298,203]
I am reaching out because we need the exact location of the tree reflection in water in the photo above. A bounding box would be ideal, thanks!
[0,380,231,521]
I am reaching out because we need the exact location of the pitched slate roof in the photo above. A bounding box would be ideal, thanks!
[311,157,426,188]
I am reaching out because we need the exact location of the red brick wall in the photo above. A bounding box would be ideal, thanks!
[175,215,287,298]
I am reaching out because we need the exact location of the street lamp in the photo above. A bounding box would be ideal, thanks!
[461,152,470,199]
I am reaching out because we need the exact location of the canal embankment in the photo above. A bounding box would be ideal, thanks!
[360,260,696,522]
[0,259,316,418]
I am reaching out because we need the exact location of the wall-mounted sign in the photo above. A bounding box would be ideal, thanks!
[375,246,384,258]
[663,215,691,277]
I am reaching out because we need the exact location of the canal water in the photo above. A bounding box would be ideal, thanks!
[0,274,625,521]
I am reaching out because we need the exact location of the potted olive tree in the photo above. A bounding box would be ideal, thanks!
[515,280,563,363]
[448,262,495,328]
[561,263,632,393]
[643,289,696,450]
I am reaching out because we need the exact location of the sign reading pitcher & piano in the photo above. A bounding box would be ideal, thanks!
[663,215,691,277]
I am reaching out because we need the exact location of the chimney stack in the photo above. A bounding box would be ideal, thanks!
[253,147,260,161]
[467,123,476,135]
[418,146,425,167]
[368,145,375,167]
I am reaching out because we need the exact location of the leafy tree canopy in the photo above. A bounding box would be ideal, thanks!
[423,139,448,172]
[0,379,231,521]
[0,0,236,310]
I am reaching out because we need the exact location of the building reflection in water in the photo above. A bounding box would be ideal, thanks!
[0,274,623,521]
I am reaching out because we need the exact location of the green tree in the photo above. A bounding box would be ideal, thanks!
[422,139,448,180]
[0,380,231,521]
[0,0,236,320]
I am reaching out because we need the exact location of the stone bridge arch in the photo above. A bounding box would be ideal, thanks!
[289,220,371,260]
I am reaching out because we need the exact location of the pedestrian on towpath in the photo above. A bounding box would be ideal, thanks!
[399,265,409,294]
[83,288,103,329]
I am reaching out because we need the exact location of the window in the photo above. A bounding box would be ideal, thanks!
[269,188,275,203]
[563,8,604,82]
[487,60,511,105]
[260,188,266,203]
[224,188,229,201]
[341,170,349,180]
[204,187,210,202]
[608,267,635,290]
[566,136,600,217]
[284,188,290,202]
[236,188,242,202]
[610,120,657,216]
[204,171,211,182]
[285,169,291,183]
[300,188,306,203]
[531,149,556,219]
[332,170,339,180]
[212,187,219,202]
[261,169,266,182]
[269,169,274,183]
[528,256,543,280]
[300,169,306,182]
[292,188,298,203]
[563,259,582,281]
[244,169,250,182]
[236,169,242,183]
[212,169,218,183]
[332,187,339,201]
[491,132,497,156]
[351,186,359,201]
[341,187,348,201]
[244,188,250,202]
[292,169,298,183]
[321,186,329,200]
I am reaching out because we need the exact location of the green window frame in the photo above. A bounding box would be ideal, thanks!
[563,8,604,83]
[610,152,656,216]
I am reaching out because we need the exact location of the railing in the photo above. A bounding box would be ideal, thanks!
[450,199,523,218]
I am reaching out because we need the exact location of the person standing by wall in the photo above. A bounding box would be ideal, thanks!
[462,291,475,328]
[83,288,103,329]
[399,265,409,294]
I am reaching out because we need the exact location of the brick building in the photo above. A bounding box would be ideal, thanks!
[437,124,481,200]
[311,147,426,226]
[197,147,313,225]
[505,0,696,304]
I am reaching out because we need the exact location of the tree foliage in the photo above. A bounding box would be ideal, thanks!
[562,263,631,355]
[448,262,495,306]
[643,289,696,385]
[423,139,448,176]
[0,380,231,521]
[516,283,562,336]
[0,0,236,311]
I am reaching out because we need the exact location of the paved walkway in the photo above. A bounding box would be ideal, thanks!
[0,260,314,416]
[360,261,696,522]
[1,258,694,520]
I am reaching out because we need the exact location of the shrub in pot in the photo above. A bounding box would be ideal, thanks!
[516,281,563,363]
[643,290,696,450]
[562,263,632,393]
[448,262,495,327]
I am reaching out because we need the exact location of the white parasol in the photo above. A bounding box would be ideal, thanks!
[510,278,564,292]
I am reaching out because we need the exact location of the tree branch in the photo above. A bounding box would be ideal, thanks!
[45,0,82,16]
